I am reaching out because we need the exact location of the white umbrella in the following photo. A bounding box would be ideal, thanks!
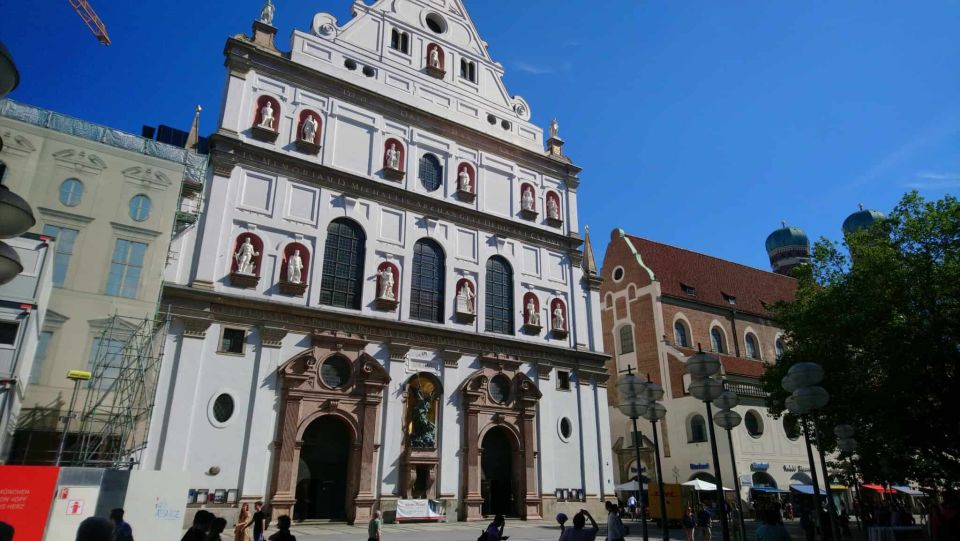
[681,479,734,492]
[614,480,648,491]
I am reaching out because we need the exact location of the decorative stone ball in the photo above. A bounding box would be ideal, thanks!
[556,513,568,524]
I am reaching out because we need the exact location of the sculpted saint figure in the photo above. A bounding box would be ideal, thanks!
[429,47,441,69]
[286,250,303,284]
[553,305,565,331]
[458,167,472,192]
[386,143,401,170]
[521,186,535,212]
[235,238,259,275]
[547,196,560,220]
[259,0,275,25]
[259,101,275,130]
[378,267,395,300]
[457,282,476,314]
[526,298,540,326]
[301,115,318,143]
[550,118,559,139]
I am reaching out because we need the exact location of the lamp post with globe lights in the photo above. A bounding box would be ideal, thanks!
[834,424,860,531]
[713,389,748,541]
[617,366,650,541]
[686,347,731,541]
[639,376,670,541]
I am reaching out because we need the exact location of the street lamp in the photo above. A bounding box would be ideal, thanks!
[686,348,731,541]
[617,366,650,541]
[640,378,669,541]
[835,425,860,531]
[713,390,747,541]
[782,362,835,541]
[0,41,20,98]
[55,369,92,466]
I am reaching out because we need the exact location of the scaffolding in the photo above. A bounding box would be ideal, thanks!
[70,313,169,468]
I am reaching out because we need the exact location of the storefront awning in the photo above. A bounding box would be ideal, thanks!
[790,485,827,496]
[892,486,925,497]
[752,487,789,494]
[863,484,897,494]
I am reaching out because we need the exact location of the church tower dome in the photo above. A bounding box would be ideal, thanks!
[842,204,887,235]
[765,221,810,276]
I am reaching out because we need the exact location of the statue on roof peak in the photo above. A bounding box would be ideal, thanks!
[259,0,275,26]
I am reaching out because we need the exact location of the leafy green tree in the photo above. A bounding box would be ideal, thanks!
[762,192,960,488]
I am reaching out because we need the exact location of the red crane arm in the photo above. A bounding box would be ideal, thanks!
[68,0,111,46]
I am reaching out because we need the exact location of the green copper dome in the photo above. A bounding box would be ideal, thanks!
[765,224,809,253]
[842,205,886,234]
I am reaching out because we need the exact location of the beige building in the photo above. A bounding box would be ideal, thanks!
[0,99,205,464]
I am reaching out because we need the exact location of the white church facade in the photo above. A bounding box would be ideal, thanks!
[143,0,614,523]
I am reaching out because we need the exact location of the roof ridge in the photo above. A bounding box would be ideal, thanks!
[626,234,797,283]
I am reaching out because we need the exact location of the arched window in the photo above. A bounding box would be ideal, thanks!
[390,29,410,54]
[775,338,785,360]
[129,194,151,222]
[674,321,689,348]
[410,239,445,323]
[619,326,634,354]
[418,154,443,192]
[319,219,366,309]
[745,410,764,437]
[745,333,760,359]
[59,178,84,207]
[689,414,707,443]
[710,327,726,354]
[484,256,513,335]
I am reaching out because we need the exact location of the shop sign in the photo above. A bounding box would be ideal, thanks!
[750,462,770,472]
[690,463,710,470]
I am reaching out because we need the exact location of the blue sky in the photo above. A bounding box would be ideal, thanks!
[3,1,958,269]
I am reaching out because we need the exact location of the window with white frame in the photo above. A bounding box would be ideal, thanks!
[88,336,125,389]
[30,331,54,384]
[775,338,785,360]
[59,178,84,207]
[674,320,689,348]
[220,328,246,354]
[619,325,634,354]
[459,59,477,82]
[106,239,147,298]
[745,333,760,359]
[689,414,707,443]
[390,28,410,54]
[42,225,79,288]
[710,327,726,354]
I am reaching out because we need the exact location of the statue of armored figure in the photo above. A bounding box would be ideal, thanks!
[378,267,395,300]
[521,186,535,212]
[385,143,401,171]
[457,282,476,314]
[286,250,303,284]
[429,47,441,69]
[259,101,275,130]
[235,238,259,275]
[526,298,540,326]
[547,196,561,220]
[409,387,436,448]
[553,305,565,331]
[259,0,275,25]
[301,115,318,143]
[458,167,472,192]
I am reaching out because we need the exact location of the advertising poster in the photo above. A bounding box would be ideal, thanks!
[0,466,60,541]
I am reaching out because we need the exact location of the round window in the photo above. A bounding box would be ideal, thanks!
[558,417,573,441]
[425,13,447,34]
[612,267,625,281]
[212,394,235,424]
[59,178,84,207]
[745,410,764,438]
[320,356,351,389]
[489,374,510,404]
[129,194,151,222]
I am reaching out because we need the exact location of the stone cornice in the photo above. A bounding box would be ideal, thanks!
[223,36,582,187]
[162,283,610,374]
[210,135,583,254]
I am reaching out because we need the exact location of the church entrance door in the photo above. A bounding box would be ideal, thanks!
[481,426,516,517]
[297,416,350,520]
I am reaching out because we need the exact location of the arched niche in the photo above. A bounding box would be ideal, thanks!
[521,291,542,334]
[454,278,477,322]
[519,182,537,219]
[425,43,446,78]
[399,372,444,499]
[550,298,568,338]
[278,241,310,296]
[229,232,264,288]
[382,138,406,181]
[545,191,563,225]
[455,162,476,202]
[295,110,323,154]
[374,262,400,310]
[251,95,281,142]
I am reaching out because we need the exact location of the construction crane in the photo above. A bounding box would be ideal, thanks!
[68,0,111,45]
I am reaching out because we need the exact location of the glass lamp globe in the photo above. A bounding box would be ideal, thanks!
[0,240,23,285]
[834,424,855,440]
[785,394,810,415]
[641,381,665,403]
[781,373,799,393]
[793,385,830,411]
[617,400,649,419]
[838,438,858,453]
[642,402,667,422]
[713,409,742,430]
[787,362,824,388]
[0,185,35,238]
[686,351,721,378]
[689,377,723,402]
[714,390,739,411]
[616,373,647,400]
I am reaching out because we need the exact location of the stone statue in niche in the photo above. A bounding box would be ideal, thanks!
[386,143,401,171]
[286,250,303,284]
[550,118,559,139]
[553,304,565,331]
[259,0,275,25]
[526,298,540,326]
[457,282,476,314]
[378,267,395,301]
[235,238,259,275]
[458,166,472,192]
[429,47,441,69]
[409,386,437,448]
[547,196,560,220]
[301,115,318,143]
[521,186,535,212]
[259,101,275,130]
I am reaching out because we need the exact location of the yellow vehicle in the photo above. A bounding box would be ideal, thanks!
[648,483,685,526]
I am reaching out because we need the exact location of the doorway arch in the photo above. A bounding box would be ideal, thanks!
[752,472,778,489]
[296,416,352,520]
[481,426,518,517]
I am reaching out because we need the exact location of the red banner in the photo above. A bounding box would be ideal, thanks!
[0,466,60,541]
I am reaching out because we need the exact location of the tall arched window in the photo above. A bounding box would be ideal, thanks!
[674,321,689,348]
[775,338,785,360]
[745,333,760,359]
[410,239,445,323]
[419,153,443,192]
[619,326,634,354]
[689,415,707,443]
[710,327,725,354]
[484,256,513,335]
[319,219,366,309]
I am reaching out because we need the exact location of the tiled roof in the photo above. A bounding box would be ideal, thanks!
[675,347,767,378]
[627,235,797,317]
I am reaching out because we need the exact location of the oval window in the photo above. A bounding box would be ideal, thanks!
[320,356,351,389]
[559,417,573,441]
[425,13,447,34]
[212,394,235,423]
[489,374,510,404]
[59,178,84,207]
[783,414,801,441]
[745,410,764,438]
[129,194,151,222]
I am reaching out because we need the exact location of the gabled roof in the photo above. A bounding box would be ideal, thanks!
[626,235,796,317]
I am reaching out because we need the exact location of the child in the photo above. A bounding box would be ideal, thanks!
[267,516,295,541]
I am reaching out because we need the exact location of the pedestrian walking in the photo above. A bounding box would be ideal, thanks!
[267,516,295,541]
[75,517,114,541]
[109,508,133,541]
[251,502,268,541]
[367,510,382,541]
[682,507,697,541]
[235,503,252,541]
[627,495,638,519]
[183,510,214,541]
[605,501,627,541]
[558,510,599,541]
[205,517,228,541]
[696,504,713,541]
[755,509,791,541]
